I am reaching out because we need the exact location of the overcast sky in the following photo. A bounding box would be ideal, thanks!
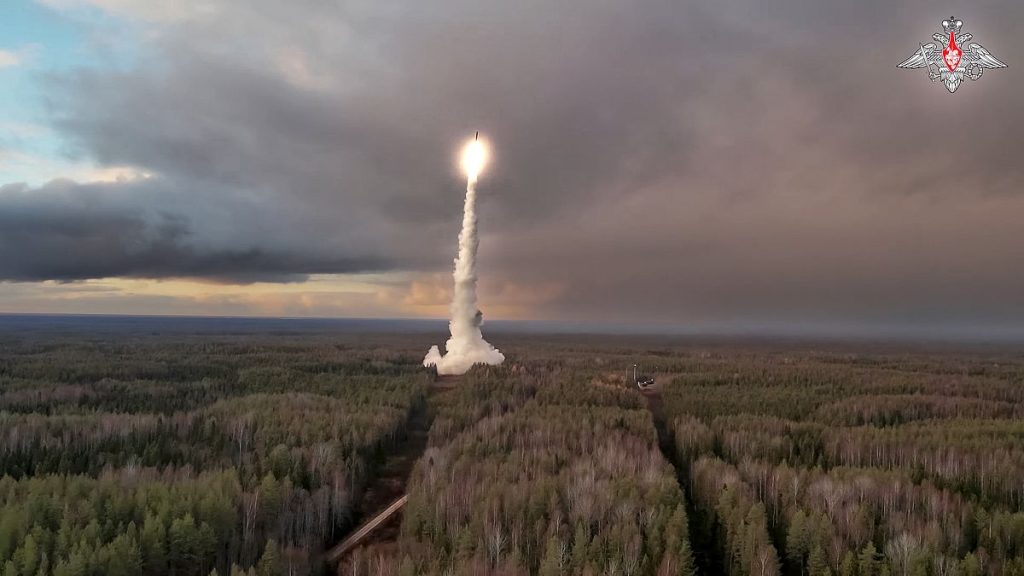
[1,0,1023,336]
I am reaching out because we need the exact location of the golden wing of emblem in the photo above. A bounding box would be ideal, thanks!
[964,43,1006,68]
[897,43,939,68]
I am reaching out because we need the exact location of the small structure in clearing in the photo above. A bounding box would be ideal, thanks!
[632,364,655,389]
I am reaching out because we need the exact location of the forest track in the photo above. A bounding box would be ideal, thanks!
[325,495,407,563]
[327,381,449,571]
[641,386,725,576]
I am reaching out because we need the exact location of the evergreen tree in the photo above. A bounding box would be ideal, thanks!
[15,533,39,576]
[859,542,880,576]
[808,545,832,576]
[0,514,18,565]
[962,553,981,576]
[169,514,202,576]
[33,552,49,576]
[539,536,562,576]
[141,514,167,575]
[840,551,857,576]
[678,540,697,576]
[106,533,143,576]
[456,528,475,561]
[572,523,589,570]
[256,540,281,576]
[787,510,810,572]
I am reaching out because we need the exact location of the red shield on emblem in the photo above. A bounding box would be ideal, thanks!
[943,32,962,72]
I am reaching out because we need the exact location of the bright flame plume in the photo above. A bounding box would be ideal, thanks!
[461,138,488,181]
[424,134,504,375]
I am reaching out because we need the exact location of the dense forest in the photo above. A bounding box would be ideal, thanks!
[0,329,429,576]
[358,374,696,575]
[657,348,1024,576]
[1,324,1024,576]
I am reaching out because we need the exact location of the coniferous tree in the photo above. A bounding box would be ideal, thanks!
[256,540,281,576]
[859,543,880,576]
[808,545,832,576]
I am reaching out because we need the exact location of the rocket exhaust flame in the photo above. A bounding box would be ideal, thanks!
[461,138,487,183]
[424,135,504,375]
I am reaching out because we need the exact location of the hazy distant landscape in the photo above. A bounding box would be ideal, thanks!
[0,317,1021,575]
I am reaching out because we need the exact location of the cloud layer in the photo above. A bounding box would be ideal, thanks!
[3,0,1024,332]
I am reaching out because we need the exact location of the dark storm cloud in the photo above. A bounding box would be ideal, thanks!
[5,0,1024,331]
[0,180,392,282]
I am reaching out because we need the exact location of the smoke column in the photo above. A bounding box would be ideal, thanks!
[423,137,505,375]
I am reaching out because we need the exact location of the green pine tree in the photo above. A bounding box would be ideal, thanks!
[859,542,879,576]
[572,523,589,570]
[962,553,981,576]
[256,540,281,576]
[840,551,857,576]
[141,515,168,575]
[169,514,201,576]
[456,528,475,561]
[106,533,143,576]
[678,540,696,576]
[539,536,562,576]
[15,534,40,576]
[787,510,809,572]
[808,545,832,576]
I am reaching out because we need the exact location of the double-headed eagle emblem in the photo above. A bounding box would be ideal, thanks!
[898,17,1006,93]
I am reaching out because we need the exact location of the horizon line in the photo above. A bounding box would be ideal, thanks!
[2,311,1024,344]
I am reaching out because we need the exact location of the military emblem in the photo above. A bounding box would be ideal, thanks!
[898,17,1006,93]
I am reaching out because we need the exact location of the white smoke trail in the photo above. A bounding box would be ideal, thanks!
[424,142,505,375]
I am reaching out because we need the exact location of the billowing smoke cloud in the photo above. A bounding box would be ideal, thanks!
[424,139,504,375]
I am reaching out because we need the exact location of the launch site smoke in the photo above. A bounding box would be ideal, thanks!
[424,134,505,375]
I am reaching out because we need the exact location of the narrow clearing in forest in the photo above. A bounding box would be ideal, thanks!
[642,386,725,576]
[327,383,441,570]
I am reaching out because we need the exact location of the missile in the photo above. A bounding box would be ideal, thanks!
[475,131,479,141]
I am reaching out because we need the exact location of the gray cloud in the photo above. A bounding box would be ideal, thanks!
[0,180,393,282]
[4,0,1024,332]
